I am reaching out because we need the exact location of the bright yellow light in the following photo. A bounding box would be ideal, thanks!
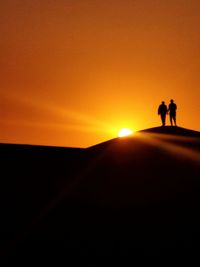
[118,128,134,137]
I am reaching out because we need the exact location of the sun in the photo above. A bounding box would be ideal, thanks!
[118,128,134,137]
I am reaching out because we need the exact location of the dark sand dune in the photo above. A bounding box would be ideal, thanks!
[1,126,200,263]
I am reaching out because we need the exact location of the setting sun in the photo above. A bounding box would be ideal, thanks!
[118,128,134,137]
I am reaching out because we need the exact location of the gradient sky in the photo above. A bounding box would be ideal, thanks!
[1,0,200,147]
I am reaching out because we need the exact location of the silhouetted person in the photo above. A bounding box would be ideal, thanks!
[168,99,177,126]
[158,101,168,126]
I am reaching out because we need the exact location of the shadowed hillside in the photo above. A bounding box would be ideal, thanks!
[1,126,200,263]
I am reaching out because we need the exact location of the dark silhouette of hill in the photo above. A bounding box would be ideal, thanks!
[140,125,200,137]
[1,126,200,263]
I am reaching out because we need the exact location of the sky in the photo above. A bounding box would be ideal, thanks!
[1,0,200,147]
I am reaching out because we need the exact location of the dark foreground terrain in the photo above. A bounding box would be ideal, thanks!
[1,126,200,263]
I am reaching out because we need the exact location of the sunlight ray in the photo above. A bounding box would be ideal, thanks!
[1,92,114,133]
[137,132,200,165]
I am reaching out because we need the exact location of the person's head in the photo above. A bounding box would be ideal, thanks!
[162,101,165,104]
[170,99,174,103]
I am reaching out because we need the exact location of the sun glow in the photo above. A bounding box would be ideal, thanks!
[118,128,134,137]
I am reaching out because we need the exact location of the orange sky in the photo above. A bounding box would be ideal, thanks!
[1,0,200,147]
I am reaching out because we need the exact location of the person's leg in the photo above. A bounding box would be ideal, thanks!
[174,114,177,126]
[163,114,166,126]
[170,114,173,126]
[161,115,165,126]
[171,114,176,126]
